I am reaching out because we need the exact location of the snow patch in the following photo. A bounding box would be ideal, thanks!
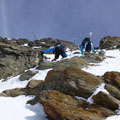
[87,83,109,104]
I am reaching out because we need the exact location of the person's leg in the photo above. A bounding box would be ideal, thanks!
[52,52,60,61]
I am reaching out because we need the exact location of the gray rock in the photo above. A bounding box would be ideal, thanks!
[99,36,120,49]
[19,70,38,81]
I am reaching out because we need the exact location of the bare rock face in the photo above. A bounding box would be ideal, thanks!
[43,66,103,98]
[93,91,120,111]
[39,90,114,120]
[99,36,120,49]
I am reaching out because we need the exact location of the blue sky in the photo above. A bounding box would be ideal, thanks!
[0,0,120,46]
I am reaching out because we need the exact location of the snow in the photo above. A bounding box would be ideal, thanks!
[32,46,41,49]
[0,95,47,120]
[87,83,109,104]
[82,49,120,76]
[0,68,52,93]
[21,43,28,46]
[1,49,120,120]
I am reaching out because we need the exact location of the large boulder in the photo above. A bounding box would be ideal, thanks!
[99,36,120,49]
[0,40,42,80]
[39,90,114,120]
[43,66,103,98]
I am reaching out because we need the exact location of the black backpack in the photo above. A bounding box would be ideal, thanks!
[85,41,91,52]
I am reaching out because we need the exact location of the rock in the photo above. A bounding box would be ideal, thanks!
[98,50,105,56]
[37,57,87,70]
[26,80,43,88]
[26,81,44,96]
[39,90,114,120]
[19,70,38,81]
[28,38,78,51]
[103,71,120,88]
[43,66,103,98]
[37,62,55,70]
[105,84,120,100]
[0,40,42,80]
[99,36,120,49]
[81,53,104,63]
[93,91,120,110]
[2,88,26,97]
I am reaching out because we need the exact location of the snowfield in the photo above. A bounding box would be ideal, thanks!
[0,49,120,120]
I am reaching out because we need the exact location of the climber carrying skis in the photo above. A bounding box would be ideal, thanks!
[41,43,67,61]
[80,32,95,55]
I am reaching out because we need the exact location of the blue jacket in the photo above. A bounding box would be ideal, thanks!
[43,47,68,57]
[81,40,95,55]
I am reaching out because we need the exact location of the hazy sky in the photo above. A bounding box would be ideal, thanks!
[0,0,120,46]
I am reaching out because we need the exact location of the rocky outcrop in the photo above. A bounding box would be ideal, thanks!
[39,90,115,120]
[43,66,103,98]
[99,36,120,49]
[0,41,42,79]
[0,37,79,80]
[28,38,78,51]
[37,57,87,70]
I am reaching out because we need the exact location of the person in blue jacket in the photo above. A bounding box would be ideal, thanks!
[80,37,95,55]
[41,43,67,61]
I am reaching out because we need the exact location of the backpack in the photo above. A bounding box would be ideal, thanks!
[85,41,91,52]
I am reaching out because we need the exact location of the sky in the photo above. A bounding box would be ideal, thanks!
[0,0,120,46]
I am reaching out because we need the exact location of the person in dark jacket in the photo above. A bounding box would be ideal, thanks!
[80,37,95,55]
[41,43,67,61]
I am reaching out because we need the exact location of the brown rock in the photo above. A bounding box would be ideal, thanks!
[26,80,43,89]
[39,90,114,120]
[104,71,120,88]
[99,36,120,49]
[2,88,26,97]
[93,91,120,110]
[105,84,120,99]
[43,66,103,98]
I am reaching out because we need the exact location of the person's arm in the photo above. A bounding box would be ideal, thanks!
[43,47,55,54]
[91,43,95,53]
[80,45,84,55]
